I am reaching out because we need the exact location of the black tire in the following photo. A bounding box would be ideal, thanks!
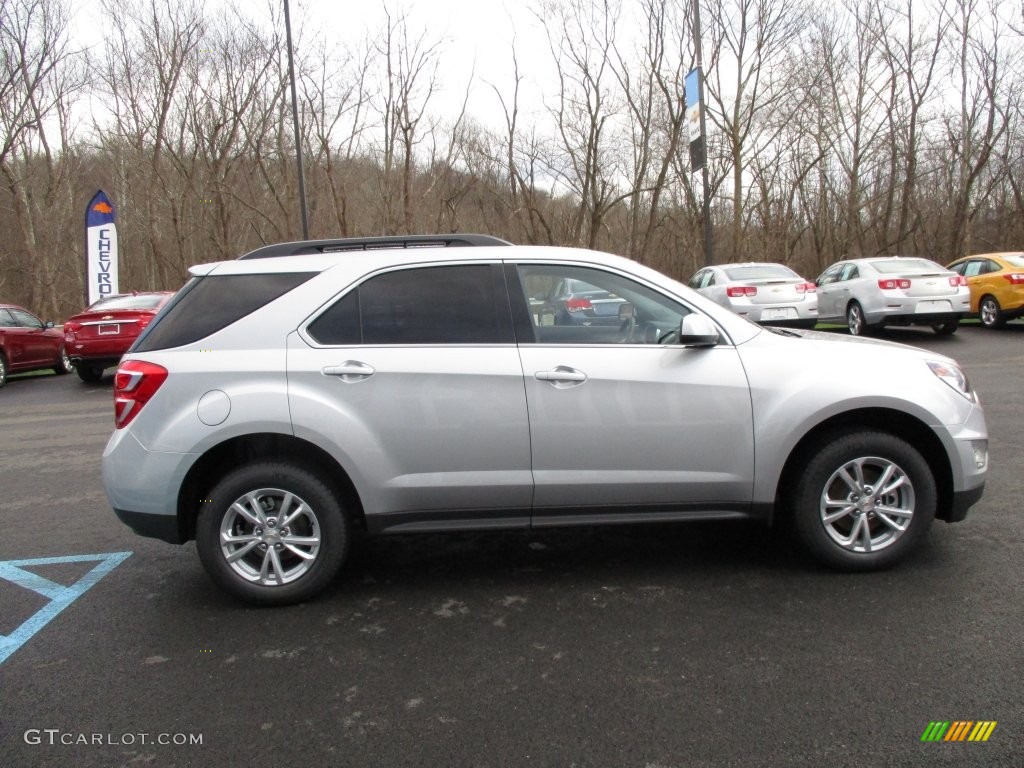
[195,462,350,606]
[789,431,936,571]
[846,301,873,336]
[76,365,104,383]
[0,353,7,388]
[53,345,73,375]
[979,295,1005,329]
[932,320,959,336]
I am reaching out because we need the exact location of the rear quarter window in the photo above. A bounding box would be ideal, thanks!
[133,272,315,351]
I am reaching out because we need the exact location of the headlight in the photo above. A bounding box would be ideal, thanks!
[927,360,976,401]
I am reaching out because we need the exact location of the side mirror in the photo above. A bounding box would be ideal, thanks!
[678,314,719,347]
[617,303,635,321]
[45,321,55,329]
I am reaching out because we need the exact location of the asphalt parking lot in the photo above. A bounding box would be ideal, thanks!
[1,325,1022,767]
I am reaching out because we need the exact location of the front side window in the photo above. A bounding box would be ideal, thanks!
[8,309,43,329]
[307,264,511,346]
[960,260,983,277]
[817,265,842,285]
[515,264,690,345]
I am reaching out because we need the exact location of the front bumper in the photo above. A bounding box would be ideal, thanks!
[941,483,985,523]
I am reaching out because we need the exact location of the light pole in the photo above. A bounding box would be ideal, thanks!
[284,0,310,240]
[692,0,713,267]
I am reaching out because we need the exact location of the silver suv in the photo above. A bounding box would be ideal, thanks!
[103,235,988,605]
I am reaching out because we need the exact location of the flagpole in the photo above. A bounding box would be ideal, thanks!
[693,0,713,266]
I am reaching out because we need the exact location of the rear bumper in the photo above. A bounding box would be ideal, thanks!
[872,311,965,327]
[113,508,185,544]
[69,355,121,368]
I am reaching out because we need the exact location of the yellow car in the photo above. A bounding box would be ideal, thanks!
[947,252,1024,328]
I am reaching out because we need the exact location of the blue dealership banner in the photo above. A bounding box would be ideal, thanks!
[84,190,119,306]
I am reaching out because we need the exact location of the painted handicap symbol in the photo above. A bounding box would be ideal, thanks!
[0,552,132,664]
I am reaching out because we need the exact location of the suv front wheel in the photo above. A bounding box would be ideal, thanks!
[195,463,350,605]
[789,431,936,570]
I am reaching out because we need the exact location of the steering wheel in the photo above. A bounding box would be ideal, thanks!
[617,315,638,343]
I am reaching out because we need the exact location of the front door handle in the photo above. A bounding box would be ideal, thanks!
[322,360,375,383]
[535,366,587,388]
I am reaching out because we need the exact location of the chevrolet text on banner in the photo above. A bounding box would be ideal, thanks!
[85,190,119,306]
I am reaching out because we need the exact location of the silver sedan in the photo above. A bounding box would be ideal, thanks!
[816,257,971,335]
[688,262,818,328]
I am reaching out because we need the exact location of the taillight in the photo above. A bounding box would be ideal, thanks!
[63,321,81,340]
[565,298,592,312]
[114,360,168,429]
[1003,273,1024,285]
[137,315,155,330]
[950,276,968,286]
[726,286,757,297]
[878,278,911,290]
[795,282,817,294]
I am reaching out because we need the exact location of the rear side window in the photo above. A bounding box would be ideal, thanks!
[134,272,315,351]
[307,264,512,345]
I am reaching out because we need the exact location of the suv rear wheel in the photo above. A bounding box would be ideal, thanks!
[789,431,936,570]
[195,463,350,605]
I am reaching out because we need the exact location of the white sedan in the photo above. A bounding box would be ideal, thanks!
[816,257,970,335]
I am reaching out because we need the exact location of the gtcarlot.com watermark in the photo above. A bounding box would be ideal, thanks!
[24,729,202,747]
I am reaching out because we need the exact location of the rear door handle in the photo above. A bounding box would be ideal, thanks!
[535,366,587,388]
[322,360,375,382]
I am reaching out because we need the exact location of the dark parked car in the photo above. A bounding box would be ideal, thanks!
[63,292,174,382]
[0,303,73,387]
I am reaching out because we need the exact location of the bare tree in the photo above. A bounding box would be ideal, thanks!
[370,8,442,234]
[0,0,84,314]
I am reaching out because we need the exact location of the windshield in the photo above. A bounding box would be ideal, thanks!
[88,294,168,311]
[723,264,799,280]
[873,258,944,274]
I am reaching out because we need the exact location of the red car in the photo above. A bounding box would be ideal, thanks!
[0,303,73,388]
[63,292,173,382]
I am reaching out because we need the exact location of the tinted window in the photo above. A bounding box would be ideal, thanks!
[307,291,361,345]
[134,272,315,351]
[307,264,510,346]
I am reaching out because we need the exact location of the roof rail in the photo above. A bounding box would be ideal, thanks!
[238,234,512,260]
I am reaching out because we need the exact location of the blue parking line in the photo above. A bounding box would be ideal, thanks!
[0,552,132,664]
